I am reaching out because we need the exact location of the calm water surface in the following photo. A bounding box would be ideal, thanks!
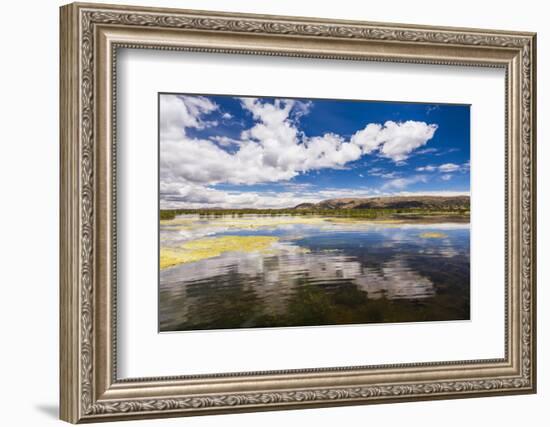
[159,214,470,331]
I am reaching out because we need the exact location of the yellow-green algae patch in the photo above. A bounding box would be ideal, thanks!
[160,235,279,270]
[419,232,448,239]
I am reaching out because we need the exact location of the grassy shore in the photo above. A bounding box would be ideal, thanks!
[160,208,470,222]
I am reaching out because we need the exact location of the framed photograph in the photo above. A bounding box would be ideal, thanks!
[60,2,537,423]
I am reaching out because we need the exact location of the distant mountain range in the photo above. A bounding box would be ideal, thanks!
[294,195,470,210]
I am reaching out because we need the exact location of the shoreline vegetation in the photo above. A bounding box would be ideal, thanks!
[160,208,469,222]
[160,196,470,222]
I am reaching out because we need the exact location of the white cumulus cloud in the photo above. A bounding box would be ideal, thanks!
[352,121,437,162]
[160,95,218,141]
[160,95,441,207]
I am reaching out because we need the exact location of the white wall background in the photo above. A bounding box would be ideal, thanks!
[0,0,545,426]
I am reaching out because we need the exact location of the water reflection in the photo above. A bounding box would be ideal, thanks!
[160,215,470,331]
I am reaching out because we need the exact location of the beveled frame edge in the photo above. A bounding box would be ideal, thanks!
[59,2,536,423]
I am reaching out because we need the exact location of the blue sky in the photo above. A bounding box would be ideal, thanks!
[159,93,470,209]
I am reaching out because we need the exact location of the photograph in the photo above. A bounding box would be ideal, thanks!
[158,93,471,332]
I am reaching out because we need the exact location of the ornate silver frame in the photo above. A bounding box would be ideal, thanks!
[60,2,537,423]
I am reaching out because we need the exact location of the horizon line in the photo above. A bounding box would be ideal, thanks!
[160,192,471,211]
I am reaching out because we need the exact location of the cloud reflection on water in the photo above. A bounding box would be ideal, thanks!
[160,215,469,331]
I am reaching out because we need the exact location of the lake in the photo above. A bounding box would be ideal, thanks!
[159,214,470,331]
